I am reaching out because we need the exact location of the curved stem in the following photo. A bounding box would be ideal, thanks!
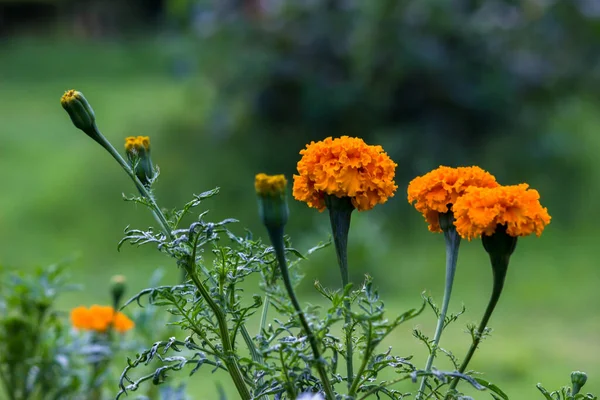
[416,226,460,399]
[326,198,354,391]
[267,227,336,400]
[184,260,252,400]
[445,254,508,397]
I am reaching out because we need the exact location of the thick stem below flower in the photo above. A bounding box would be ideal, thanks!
[325,195,354,392]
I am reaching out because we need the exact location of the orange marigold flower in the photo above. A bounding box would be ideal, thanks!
[70,305,135,333]
[292,136,397,211]
[453,184,551,240]
[70,306,93,330]
[112,312,135,333]
[407,166,499,232]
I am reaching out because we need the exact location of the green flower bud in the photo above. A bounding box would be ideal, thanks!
[125,136,153,187]
[110,275,127,308]
[60,89,97,135]
[571,371,588,394]
[255,173,289,229]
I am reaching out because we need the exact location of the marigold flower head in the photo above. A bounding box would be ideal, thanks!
[407,166,499,232]
[255,173,287,197]
[292,136,397,211]
[453,184,551,240]
[70,305,134,333]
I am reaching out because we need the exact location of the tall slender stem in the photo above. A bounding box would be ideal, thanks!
[184,260,252,400]
[326,196,354,391]
[91,124,171,236]
[258,295,271,336]
[95,123,264,377]
[445,254,508,397]
[267,227,336,400]
[417,216,460,399]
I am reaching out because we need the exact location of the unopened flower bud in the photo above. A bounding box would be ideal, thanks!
[60,89,97,136]
[125,136,153,186]
[571,371,588,394]
[110,275,127,308]
[255,173,289,229]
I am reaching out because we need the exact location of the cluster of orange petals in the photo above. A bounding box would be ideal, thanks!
[407,166,499,232]
[453,184,551,239]
[70,305,135,333]
[292,136,397,211]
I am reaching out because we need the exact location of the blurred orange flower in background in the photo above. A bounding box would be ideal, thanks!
[70,305,134,333]
[292,136,397,211]
[453,183,551,240]
[407,166,499,232]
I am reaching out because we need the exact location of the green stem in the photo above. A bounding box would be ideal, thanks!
[90,124,171,237]
[95,124,264,377]
[416,222,460,399]
[445,254,508,396]
[348,321,373,396]
[259,294,271,336]
[0,367,16,400]
[267,227,336,400]
[326,196,354,391]
[184,261,252,400]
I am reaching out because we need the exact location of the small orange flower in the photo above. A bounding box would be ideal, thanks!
[70,306,93,329]
[453,184,551,240]
[70,305,135,333]
[407,166,499,232]
[292,136,397,211]
[112,312,136,333]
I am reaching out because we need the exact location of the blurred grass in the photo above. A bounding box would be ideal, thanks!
[1,37,600,398]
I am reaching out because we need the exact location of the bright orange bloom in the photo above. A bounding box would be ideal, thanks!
[292,136,397,211]
[70,305,134,333]
[112,311,136,333]
[453,184,551,240]
[407,166,499,232]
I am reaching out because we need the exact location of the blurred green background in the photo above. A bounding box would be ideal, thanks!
[1,0,600,398]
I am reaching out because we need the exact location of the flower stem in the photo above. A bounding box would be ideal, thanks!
[259,294,271,336]
[445,254,508,397]
[184,260,252,400]
[267,226,336,400]
[91,124,171,236]
[326,196,354,391]
[93,124,264,381]
[416,221,460,399]
[348,321,373,396]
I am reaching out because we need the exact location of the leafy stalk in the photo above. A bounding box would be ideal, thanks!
[183,258,252,400]
[267,226,336,400]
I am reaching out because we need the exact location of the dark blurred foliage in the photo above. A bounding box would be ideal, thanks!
[169,0,600,224]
